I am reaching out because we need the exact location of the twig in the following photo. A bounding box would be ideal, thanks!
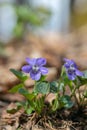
[45,122,57,130]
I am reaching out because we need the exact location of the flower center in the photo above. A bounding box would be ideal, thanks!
[32,65,39,72]
[68,66,76,74]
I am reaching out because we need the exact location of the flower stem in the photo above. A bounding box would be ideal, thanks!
[70,85,77,97]
[70,83,80,108]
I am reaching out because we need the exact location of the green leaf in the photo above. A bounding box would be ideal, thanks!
[61,71,73,91]
[16,102,23,107]
[59,82,65,91]
[33,96,45,114]
[7,105,21,114]
[13,22,24,38]
[60,95,74,109]
[18,88,35,100]
[9,83,24,93]
[26,107,34,114]
[39,75,46,81]
[83,90,87,98]
[78,71,87,85]
[51,98,59,111]
[16,101,34,114]
[17,6,43,26]
[35,81,50,94]
[10,69,28,82]
[50,81,66,93]
[82,71,87,79]
[50,81,59,93]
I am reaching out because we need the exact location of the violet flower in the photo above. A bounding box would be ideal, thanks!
[64,58,83,80]
[22,57,48,81]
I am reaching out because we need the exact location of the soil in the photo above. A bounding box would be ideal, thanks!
[0,102,87,130]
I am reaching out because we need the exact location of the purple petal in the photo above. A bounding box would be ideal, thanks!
[30,71,41,81]
[26,58,36,66]
[64,63,70,69]
[63,58,73,65]
[76,69,83,77]
[71,61,77,69]
[22,65,31,73]
[36,58,46,66]
[64,58,77,69]
[63,58,70,62]
[67,73,76,80]
[64,58,74,65]
[40,67,48,75]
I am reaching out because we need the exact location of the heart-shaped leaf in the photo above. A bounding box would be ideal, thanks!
[60,95,74,109]
[50,81,59,93]
[35,81,50,94]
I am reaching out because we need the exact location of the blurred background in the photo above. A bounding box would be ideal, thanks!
[0,0,87,112]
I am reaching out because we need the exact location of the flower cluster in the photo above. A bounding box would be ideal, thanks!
[9,57,87,116]
[22,57,83,81]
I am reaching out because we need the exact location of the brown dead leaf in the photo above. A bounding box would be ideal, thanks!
[1,103,24,128]
[0,125,16,130]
